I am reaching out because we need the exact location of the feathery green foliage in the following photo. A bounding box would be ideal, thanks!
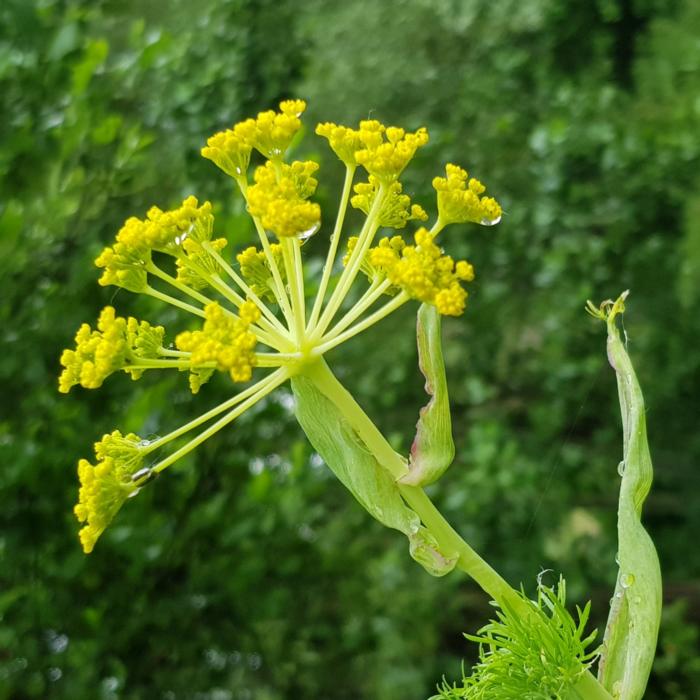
[433,576,600,699]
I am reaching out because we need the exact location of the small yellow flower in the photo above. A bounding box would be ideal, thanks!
[351,176,428,229]
[143,196,214,251]
[315,122,364,166]
[250,99,307,159]
[59,307,165,392]
[355,122,429,181]
[74,431,148,553]
[246,160,321,239]
[433,164,502,226]
[201,121,255,179]
[176,302,260,386]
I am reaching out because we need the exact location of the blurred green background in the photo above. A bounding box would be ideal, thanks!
[1,0,699,697]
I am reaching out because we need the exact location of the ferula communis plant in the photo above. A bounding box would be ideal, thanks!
[60,100,660,699]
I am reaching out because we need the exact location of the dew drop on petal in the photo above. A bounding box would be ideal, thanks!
[480,215,502,226]
[620,573,636,589]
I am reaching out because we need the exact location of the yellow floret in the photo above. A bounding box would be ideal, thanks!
[351,176,428,229]
[315,122,364,166]
[144,196,213,252]
[355,122,429,181]
[97,198,222,292]
[247,160,321,239]
[175,301,260,386]
[201,121,254,178]
[433,164,503,226]
[59,307,165,392]
[247,99,307,159]
[74,430,148,553]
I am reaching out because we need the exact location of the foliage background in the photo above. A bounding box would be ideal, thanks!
[1,0,699,697]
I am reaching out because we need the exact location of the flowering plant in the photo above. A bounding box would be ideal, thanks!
[60,101,660,699]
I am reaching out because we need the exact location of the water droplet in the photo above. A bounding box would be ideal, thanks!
[620,573,635,588]
[131,467,153,484]
[138,439,151,448]
[235,166,242,175]
[297,221,320,242]
[46,631,69,654]
[617,460,626,476]
[249,457,264,475]
[102,676,119,693]
[48,667,62,682]
[480,215,502,226]
[614,552,620,565]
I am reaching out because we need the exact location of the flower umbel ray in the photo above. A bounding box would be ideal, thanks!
[60,99,502,552]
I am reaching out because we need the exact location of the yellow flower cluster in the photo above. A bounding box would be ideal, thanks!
[74,430,147,553]
[202,99,307,177]
[175,236,228,290]
[237,244,286,302]
[176,301,260,387]
[59,307,164,392]
[94,218,150,292]
[201,122,254,179]
[355,122,429,181]
[143,196,214,250]
[433,164,502,226]
[351,176,428,229]
[367,228,475,316]
[317,120,429,180]
[315,122,364,166]
[246,160,321,238]
[95,196,221,291]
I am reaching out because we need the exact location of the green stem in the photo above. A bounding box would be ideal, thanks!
[151,368,288,473]
[144,286,205,318]
[311,184,386,340]
[146,368,287,452]
[314,292,409,355]
[308,164,356,331]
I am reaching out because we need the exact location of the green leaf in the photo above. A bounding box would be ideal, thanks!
[399,304,455,486]
[588,292,662,700]
[292,372,456,576]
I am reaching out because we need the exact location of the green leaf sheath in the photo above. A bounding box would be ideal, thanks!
[291,369,457,576]
[596,294,662,700]
[400,303,455,486]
